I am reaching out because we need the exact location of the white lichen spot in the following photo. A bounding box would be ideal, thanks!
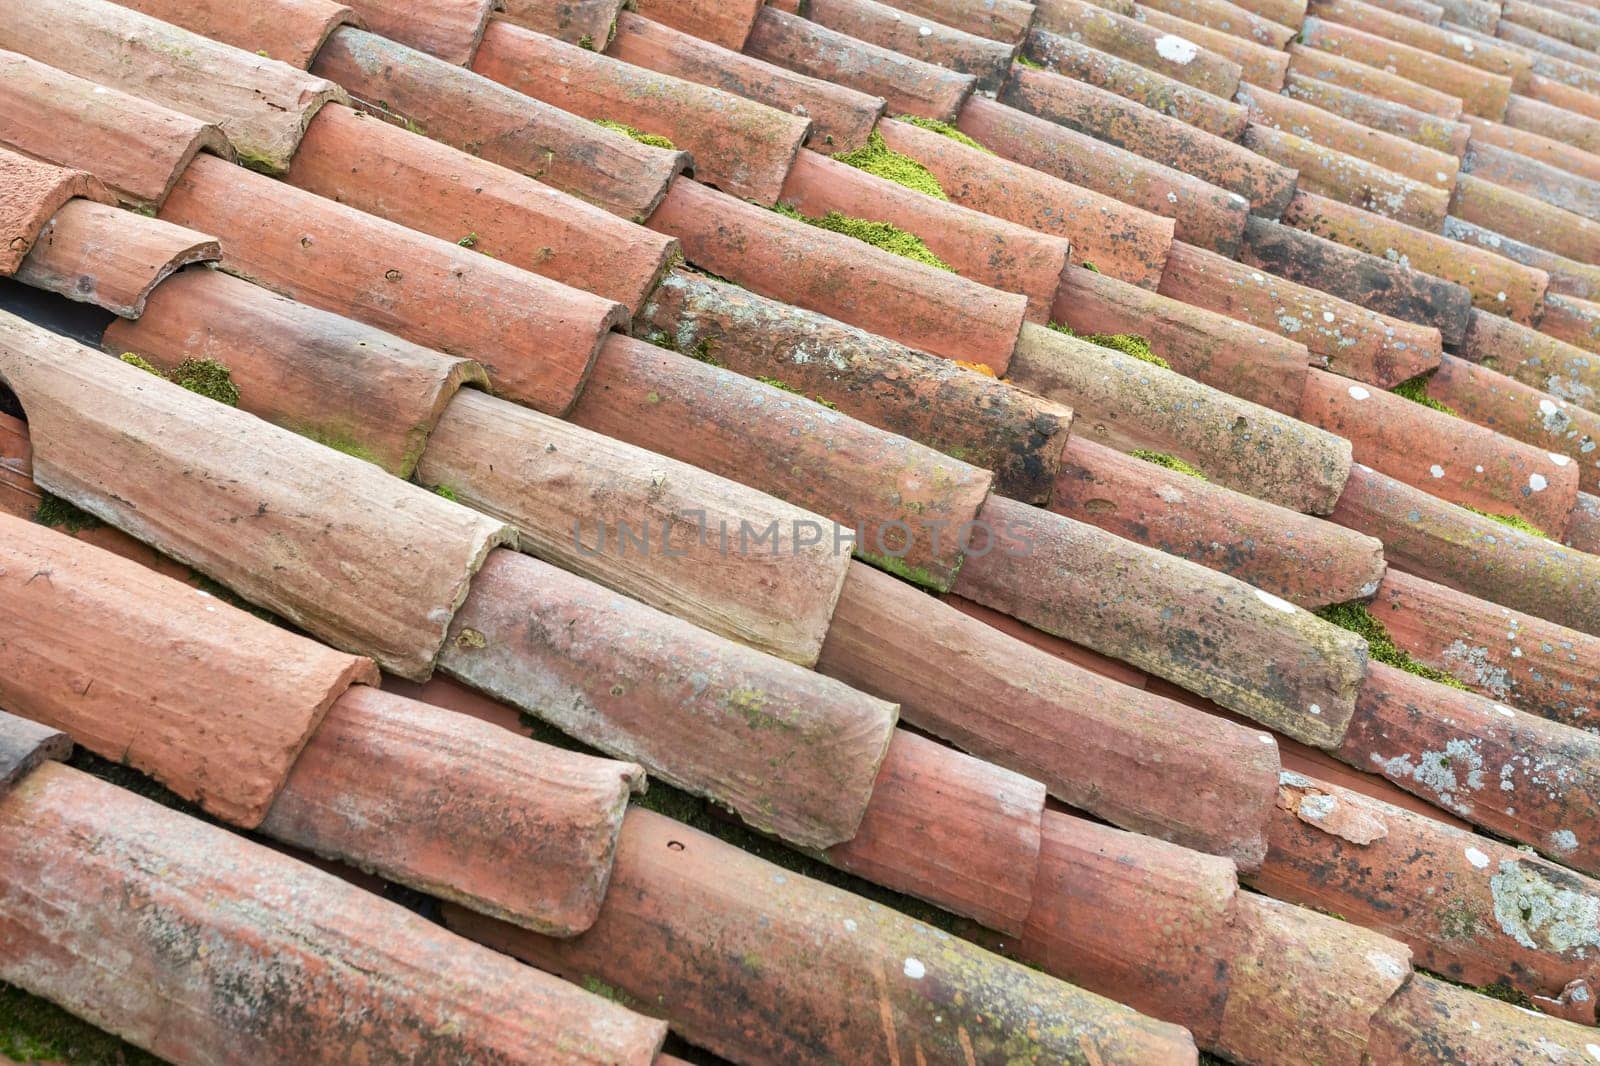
[1551,453,1572,466]
[1494,703,1516,719]
[1323,311,1336,323]
[1255,588,1297,613]
[1365,951,1407,981]
[1497,291,1507,302]
[1490,860,1600,954]
[1349,384,1371,400]
[1551,829,1580,854]
[1530,473,1549,492]
[1155,34,1200,63]
[918,24,933,35]
[1309,703,1322,716]
[1465,846,1490,869]
[1430,464,1445,479]
[1299,793,1337,823]
[1259,734,1275,745]
[1167,191,1178,204]
[903,957,926,979]
[843,918,858,932]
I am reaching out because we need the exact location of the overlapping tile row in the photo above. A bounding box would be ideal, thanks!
[9,0,1600,1049]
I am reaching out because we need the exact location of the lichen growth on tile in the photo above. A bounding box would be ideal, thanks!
[645,328,723,366]
[834,130,949,200]
[899,115,993,154]
[1132,449,1207,480]
[1047,321,1170,369]
[772,203,954,272]
[954,360,996,377]
[168,360,239,407]
[1391,371,1457,416]
[1465,505,1546,539]
[593,118,675,149]
[1316,600,1469,690]
[32,493,101,534]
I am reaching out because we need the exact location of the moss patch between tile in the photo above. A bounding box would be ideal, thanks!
[1047,321,1169,369]
[772,204,953,272]
[898,115,992,154]
[1132,450,1207,480]
[1391,371,1457,417]
[835,130,948,199]
[1316,600,1469,690]
[1465,505,1546,539]
[593,118,675,149]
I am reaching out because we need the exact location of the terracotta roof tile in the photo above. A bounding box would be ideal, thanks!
[745,5,978,121]
[16,198,219,318]
[629,0,767,51]
[1134,6,1291,88]
[953,491,1369,747]
[1464,112,1600,184]
[1458,306,1600,411]
[341,0,497,65]
[0,50,234,209]
[0,310,513,679]
[1370,565,1600,733]
[438,548,897,850]
[1035,0,1247,96]
[1240,213,1476,343]
[1315,0,1533,81]
[637,269,1072,505]
[1050,434,1389,607]
[1057,258,1312,411]
[1369,972,1600,1062]
[1008,319,1353,512]
[1287,39,1467,116]
[779,147,1073,323]
[1001,64,1298,212]
[819,560,1282,866]
[1139,0,1297,50]
[1023,26,1253,138]
[1301,11,1515,116]
[160,153,627,414]
[572,335,995,591]
[0,148,113,277]
[471,18,811,204]
[1504,89,1600,156]
[446,808,1200,1064]
[648,176,1029,373]
[1303,366,1579,537]
[606,11,886,154]
[821,729,1046,934]
[418,384,853,664]
[1158,238,1443,387]
[0,0,347,173]
[1445,214,1600,303]
[0,509,378,827]
[497,0,626,46]
[0,709,69,800]
[259,684,644,935]
[959,93,1251,254]
[794,0,1020,94]
[1231,0,1309,28]
[1282,66,1474,152]
[874,0,1039,44]
[1332,464,1600,636]
[874,113,1176,286]
[1453,171,1600,267]
[285,102,680,312]
[310,27,688,221]
[103,267,486,478]
[116,0,357,69]
[0,761,668,1063]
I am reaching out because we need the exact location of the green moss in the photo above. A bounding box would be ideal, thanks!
[167,359,239,406]
[593,118,675,149]
[32,493,101,533]
[302,429,382,467]
[457,232,478,248]
[772,203,953,272]
[1132,449,1206,480]
[1015,54,1043,69]
[1316,601,1469,690]
[1477,980,1537,1010]
[120,353,238,406]
[861,551,946,591]
[1391,371,1457,416]
[899,115,992,154]
[118,352,161,376]
[757,375,799,394]
[833,130,948,199]
[645,329,723,366]
[577,33,596,49]
[432,484,459,502]
[1047,321,1169,369]
[0,983,163,1066]
[1081,260,1100,273]
[1465,505,1546,539]
[812,394,839,410]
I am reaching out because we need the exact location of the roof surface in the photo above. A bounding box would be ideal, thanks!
[6,0,1600,1062]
